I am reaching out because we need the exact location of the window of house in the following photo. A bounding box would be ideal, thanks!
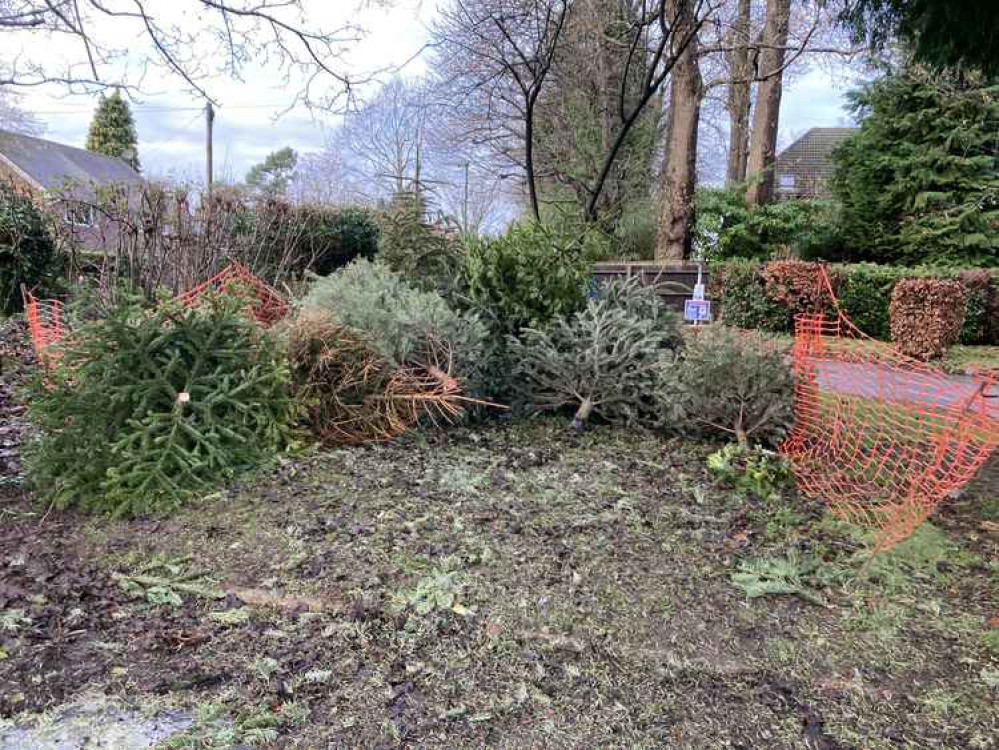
[778,173,796,190]
[64,203,96,227]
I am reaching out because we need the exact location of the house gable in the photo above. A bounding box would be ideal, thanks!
[774,127,858,200]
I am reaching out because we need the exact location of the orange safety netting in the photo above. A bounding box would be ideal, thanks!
[21,285,66,365]
[781,267,999,552]
[175,262,289,325]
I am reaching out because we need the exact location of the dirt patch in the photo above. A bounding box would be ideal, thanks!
[1,420,996,748]
[0,316,33,486]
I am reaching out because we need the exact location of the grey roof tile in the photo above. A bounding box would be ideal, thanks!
[775,127,858,197]
[0,128,142,194]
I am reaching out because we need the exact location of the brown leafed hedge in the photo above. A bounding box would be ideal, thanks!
[889,278,968,360]
[717,259,995,349]
[759,260,836,321]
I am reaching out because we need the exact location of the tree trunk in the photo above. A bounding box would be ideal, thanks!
[524,98,541,221]
[725,0,752,186]
[745,0,790,207]
[655,0,702,261]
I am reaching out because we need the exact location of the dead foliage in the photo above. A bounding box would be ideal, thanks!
[286,311,478,444]
[889,278,967,359]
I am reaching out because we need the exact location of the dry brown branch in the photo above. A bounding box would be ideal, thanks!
[286,312,499,446]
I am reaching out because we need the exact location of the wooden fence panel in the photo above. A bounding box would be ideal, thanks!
[592,261,712,313]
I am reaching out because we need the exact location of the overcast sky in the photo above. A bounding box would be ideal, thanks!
[15,1,858,182]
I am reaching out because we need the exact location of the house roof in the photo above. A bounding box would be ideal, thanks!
[775,127,858,197]
[0,128,142,194]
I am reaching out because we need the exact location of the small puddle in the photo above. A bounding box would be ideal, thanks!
[0,694,193,749]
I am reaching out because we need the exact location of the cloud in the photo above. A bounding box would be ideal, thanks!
[14,2,858,187]
[15,0,435,178]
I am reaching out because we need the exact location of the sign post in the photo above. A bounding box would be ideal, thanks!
[684,262,711,324]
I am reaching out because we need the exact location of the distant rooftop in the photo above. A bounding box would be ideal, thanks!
[0,128,142,194]
[775,127,858,199]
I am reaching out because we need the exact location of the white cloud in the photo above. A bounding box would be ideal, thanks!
[11,2,857,186]
[12,0,435,178]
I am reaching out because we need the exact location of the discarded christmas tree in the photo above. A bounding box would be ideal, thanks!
[28,296,292,516]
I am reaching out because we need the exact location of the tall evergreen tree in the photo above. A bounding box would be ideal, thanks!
[85,90,140,171]
[841,1,999,76]
[245,147,298,197]
[832,65,999,266]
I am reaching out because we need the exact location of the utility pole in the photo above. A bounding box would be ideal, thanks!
[205,101,215,200]
[462,161,469,235]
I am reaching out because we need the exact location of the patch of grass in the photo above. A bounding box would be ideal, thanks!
[983,630,999,657]
[943,345,999,374]
[4,419,996,748]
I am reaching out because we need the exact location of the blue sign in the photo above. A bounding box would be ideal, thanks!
[684,299,711,322]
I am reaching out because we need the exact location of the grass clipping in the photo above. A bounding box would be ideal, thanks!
[287,311,484,444]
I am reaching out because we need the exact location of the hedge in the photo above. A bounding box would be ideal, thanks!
[889,278,967,360]
[714,259,997,349]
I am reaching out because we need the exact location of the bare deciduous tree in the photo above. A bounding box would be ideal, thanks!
[340,77,428,199]
[431,0,571,221]
[0,1,364,107]
[434,0,718,226]
[0,87,44,134]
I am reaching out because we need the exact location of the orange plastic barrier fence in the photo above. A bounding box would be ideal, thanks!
[781,267,999,552]
[21,286,66,366]
[175,262,289,325]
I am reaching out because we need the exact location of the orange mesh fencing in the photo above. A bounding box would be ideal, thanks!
[781,266,999,552]
[21,286,66,366]
[175,262,289,325]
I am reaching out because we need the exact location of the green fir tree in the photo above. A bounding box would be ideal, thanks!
[85,90,140,171]
[832,65,999,266]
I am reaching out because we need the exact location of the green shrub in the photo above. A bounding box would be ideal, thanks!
[695,185,841,261]
[299,206,379,275]
[464,222,591,336]
[509,277,678,429]
[715,260,998,344]
[0,189,63,314]
[832,264,905,339]
[663,326,794,446]
[27,297,293,517]
[714,260,790,332]
[299,259,487,386]
[956,269,994,345]
[707,443,792,501]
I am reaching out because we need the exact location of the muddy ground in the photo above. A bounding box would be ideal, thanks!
[1,409,997,748]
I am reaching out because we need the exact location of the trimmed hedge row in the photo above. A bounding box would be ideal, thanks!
[889,278,967,360]
[715,260,997,348]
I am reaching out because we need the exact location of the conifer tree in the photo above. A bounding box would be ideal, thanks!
[85,90,141,171]
[832,66,999,266]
